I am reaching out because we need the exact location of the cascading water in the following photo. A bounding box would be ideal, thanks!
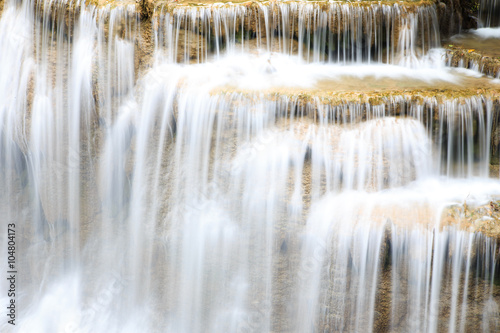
[153,1,440,64]
[0,0,499,332]
[447,0,500,77]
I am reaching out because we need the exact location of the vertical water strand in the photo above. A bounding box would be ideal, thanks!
[213,5,224,57]
[93,5,140,309]
[237,101,273,332]
[351,214,385,333]
[164,7,179,63]
[190,8,199,63]
[29,0,52,254]
[457,232,475,333]
[294,191,333,332]
[7,0,97,329]
[231,6,241,55]
[269,2,278,53]
[30,0,59,247]
[448,230,469,333]
[345,4,352,63]
[259,3,270,53]
[155,87,236,332]
[296,3,304,61]
[479,0,500,27]
[310,6,318,63]
[320,8,328,63]
[113,5,138,109]
[175,8,186,63]
[153,8,165,63]
[365,5,373,63]
[485,97,493,177]
[0,1,35,320]
[441,100,462,177]
[306,4,314,62]
[310,6,317,62]
[487,239,498,329]
[96,4,138,124]
[161,10,174,64]
[231,5,245,55]
[427,228,441,333]
[279,1,290,56]
[468,97,482,177]
[213,6,223,58]
[134,66,176,324]
[395,226,435,332]
[452,98,489,177]
[422,4,440,56]
[391,4,398,64]
[32,0,80,261]
[374,3,383,63]
[472,96,492,178]
[122,66,180,329]
[67,2,95,268]
[204,8,211,61]
[96,9,109,119]
[177,7,188,63]
[289,116,307,221]
[478,236,500,332]
[464,101,474,178]
[326,5,333,62]
[278,1,286,53]
[397,7,418,66]
[239,6,245,54]
[356,5,364,63]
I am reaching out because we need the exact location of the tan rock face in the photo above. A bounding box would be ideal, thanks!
[442,200,500,240]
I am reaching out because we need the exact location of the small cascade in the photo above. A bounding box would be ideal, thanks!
[294,195,499,332]
[479,0,500,27]
[0,1,499,332]
[153,1,440,64]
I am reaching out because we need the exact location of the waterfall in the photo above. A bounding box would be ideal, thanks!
[0,0,499,332]
[153,2,440,64]
[479,0,500,27]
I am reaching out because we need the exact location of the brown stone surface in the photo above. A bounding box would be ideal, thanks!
[442,200,500,239]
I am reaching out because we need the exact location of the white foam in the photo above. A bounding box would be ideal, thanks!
[469,27,500,39]
[145,51,471,92]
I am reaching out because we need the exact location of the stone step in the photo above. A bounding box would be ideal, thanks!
[444,35,500,78]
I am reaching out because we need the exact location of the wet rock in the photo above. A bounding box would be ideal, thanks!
[442,200,500,240]
[445,46,500,78]
[436,0,478,38]
[174,28,208,63]
[280,239,287,254]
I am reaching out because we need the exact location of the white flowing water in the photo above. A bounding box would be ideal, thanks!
[479,0,500,28]
[154,1,440,65]
[0,1,499,332]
